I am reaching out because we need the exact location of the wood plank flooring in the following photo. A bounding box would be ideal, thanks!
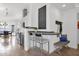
[50,47,79,56]
[0,35,79,56]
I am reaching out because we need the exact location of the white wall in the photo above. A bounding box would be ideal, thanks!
[30,3,62,31]
[30,3,46,28]
[29,3,78,53]
[61,9,78,49]
[77,30,79,44]
[21,4,35,51]
[76,10,79,45]
[47,4,62,31]
[0,3,31,33]
[47,4,78,49]
[21,3,78,53]
[28,3,62,53]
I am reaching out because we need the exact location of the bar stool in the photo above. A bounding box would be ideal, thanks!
[35,33,49,55]
[29,32,35,48]
[54,34,70,55]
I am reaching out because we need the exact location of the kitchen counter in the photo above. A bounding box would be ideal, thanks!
[28,31,60,35]
[28,30,60,53]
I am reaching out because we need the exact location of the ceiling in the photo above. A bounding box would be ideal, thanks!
[0,3,30,21]
[0,3,79,21]
[51,3,79,11]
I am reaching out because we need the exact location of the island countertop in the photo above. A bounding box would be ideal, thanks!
[28,31,60,35]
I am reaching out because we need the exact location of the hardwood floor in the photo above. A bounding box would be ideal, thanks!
[0,35,79,56]
[50,47,79,56]
[27,47,79,56]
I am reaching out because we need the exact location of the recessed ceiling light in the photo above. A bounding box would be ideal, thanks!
[62,4,66,7]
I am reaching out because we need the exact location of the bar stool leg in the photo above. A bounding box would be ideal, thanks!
[40,43,43,56]
[29,39,31,53]
[33,37,35,48]
[48,41,49,55]
[33,40,34,47]
[29,40,30,48]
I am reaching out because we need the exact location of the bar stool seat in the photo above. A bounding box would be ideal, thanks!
[35,38,48,44]
[34,33,49,55]
[29,32,49,55]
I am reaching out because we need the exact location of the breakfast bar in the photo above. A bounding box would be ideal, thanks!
[28,30,60,54]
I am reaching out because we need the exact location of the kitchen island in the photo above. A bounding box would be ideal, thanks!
[27,30,60,54]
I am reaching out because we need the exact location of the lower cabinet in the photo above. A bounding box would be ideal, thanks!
[16,32,24,47]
